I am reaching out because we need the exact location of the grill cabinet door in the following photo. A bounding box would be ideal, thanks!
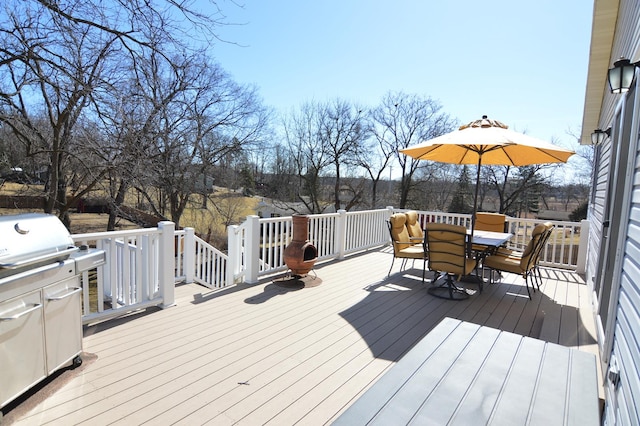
[0,290,46,409]
[43,276,83,374]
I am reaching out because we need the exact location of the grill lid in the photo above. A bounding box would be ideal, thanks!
[0,213,77,269]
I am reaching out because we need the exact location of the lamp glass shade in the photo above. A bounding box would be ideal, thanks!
[591,129,606,145]
[608,59,637,93]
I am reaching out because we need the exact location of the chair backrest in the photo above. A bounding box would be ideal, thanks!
[531,222,554,266]
[388,213,413,252]
[425,223,469,276]
[405,211,423,240]
[475,212,507,233]
[519,222,552,271]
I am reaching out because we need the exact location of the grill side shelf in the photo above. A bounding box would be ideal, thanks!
[0,247,79,270]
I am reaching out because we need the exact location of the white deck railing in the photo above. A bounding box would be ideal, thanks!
[397,209,589,272]
[72,221,175,325]
[72,209,587,323]
[174,227,229,288]
[227,209,391,284]
[504,218,588,270]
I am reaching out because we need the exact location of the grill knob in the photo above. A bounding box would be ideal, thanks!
[14,222,29,235]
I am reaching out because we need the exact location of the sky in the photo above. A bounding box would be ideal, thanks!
[200,0,594,178]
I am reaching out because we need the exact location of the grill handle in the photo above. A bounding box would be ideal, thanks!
[46,287,82,301]
[0,246,79,269]
[0,303,42,321]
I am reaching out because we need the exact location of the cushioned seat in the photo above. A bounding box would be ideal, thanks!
[387,213,427,278]
[425,223,477,300]
[472,212,508,254]
[405,211,424,243]
[483,222,553,298]
[474,212,507,232]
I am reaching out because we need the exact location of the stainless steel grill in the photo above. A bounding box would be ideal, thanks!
[0,213,105,410]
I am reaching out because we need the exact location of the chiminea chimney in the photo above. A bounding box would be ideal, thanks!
[283,215,318,276]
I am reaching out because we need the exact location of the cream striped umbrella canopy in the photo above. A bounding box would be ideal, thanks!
[400,115,575,233]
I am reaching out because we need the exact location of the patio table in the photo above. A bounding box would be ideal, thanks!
[459,230,513,288]
[471,230,513,251]
[334,317,599,425]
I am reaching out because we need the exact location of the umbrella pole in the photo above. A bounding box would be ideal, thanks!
[466,156,482,260]
[471,156,482,237]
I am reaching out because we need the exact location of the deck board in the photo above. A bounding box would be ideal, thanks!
[4,248,601,425]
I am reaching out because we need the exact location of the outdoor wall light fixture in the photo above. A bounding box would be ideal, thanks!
[591,128,611,145]
[608,58,640,93]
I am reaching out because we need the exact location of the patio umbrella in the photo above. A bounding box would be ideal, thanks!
[400,115,575,234]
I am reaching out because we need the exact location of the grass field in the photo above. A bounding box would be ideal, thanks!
[0,182,259,239]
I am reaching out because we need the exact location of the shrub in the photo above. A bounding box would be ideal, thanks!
[569,201,588,222]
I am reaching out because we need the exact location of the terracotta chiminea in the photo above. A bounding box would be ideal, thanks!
[283,214,318,276]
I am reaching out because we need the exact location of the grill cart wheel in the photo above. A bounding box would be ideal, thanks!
[72,355,83,368]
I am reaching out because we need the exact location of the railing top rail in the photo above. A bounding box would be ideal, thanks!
[72,227,162,241]
[229,221,247,236]
[507,218,580,226]
[258,216,293,224]
[256,209,394,225]
[343,209,388,216]
[257,212,341,224]
[309,212,340,218]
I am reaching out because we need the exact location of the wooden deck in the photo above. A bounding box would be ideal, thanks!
[4,247,600,425]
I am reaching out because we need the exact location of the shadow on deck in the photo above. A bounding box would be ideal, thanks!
[2,247,600,425]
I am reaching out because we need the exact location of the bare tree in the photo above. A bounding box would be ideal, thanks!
[0,4,122,226]
[408,163,459,211]
[126,52,268,227]
[212,193,247,228]
[283,102,332,213]
[566,127,595,186]
[0,0,235,228]
[357,141,393,208]
[282,99,368,213]
[359,109,395,209]
[26,0,227,61]
[484,165,551,216]
[263,143,298,202]
[321,99,368,211]
[370,91,457,209]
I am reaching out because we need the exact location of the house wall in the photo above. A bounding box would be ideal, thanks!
[586,140,609,290]
[602,94,640,425]
[587,1,640,423]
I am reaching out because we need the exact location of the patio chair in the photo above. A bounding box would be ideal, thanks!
[483,222,553,298]
[425,223,477,300]
[471,212,508,256]
[387,213,427,278]
[474,212,507,233]
[500,222,554,289]
[404,211,424,243]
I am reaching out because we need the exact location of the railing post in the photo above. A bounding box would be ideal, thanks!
[385,207,394,242]
[227,224,239,286]
[245,215,260,284]
[576,219,590,274]
[183,227,195,283]
[386,206,394,220]
[336,209,347,259]
[158,221,175,308]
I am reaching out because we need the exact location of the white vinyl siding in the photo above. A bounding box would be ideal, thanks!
[607,140,640,422]
[588,2,640,423]
[586,141,610,288]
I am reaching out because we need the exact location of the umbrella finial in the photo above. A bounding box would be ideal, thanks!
[459,116,509,130]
